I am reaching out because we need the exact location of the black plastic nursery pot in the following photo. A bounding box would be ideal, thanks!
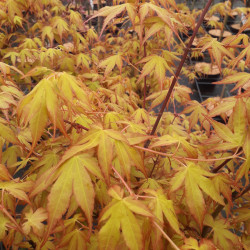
[194,62,225,102]
[226,11,238,25]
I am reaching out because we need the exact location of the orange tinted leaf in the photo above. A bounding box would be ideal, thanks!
[0,180,33,205]
[0,164,11,181]
[51,16,69,41]
[142,21,165,45]
[61,230,87,250]
[182,237,216,250]
[46,154,96,238]
[214,72,250,92]
[120,203,143,250]
[209,98,236,117]
[115,140,131,181]
[98,133,113,184]
[72,157,95,227]
[123,197,152,217]
[22,208,48,236]
[171,163,224,229]
[29,94,48,152]
[233,98,247,145]
[204,215,240,249]
[0,122,19,145]
[137,55,174,89]
[99,54,123,76]
[46,163,74,236]
[205,116,236,144]
[146,189,181,235]
[99,204,121,250]
[185,167,206,230]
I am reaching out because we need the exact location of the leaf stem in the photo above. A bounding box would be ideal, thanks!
[212,148,241,173]
[134,145,243,162]
[153,221,180,250]
[149,155,159,178]
[64,120,89,132]
[144,0,214,148]
[111,165,134,197]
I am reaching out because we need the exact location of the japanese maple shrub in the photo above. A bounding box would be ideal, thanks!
[0,0,249,249]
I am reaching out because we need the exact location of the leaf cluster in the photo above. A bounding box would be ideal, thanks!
[0,0,249,249]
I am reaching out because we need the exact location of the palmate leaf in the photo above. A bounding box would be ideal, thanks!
[170,163,225,230]
[150,134,198,158]
[0,180,33,205]
[99,186,152,250]
[229,44,250,69]
[204,117,238,152]
[214,72,250,92]
[143,20,165,45]
[41,26,54,46]
[6,0,23,23]
[59,229,87,250]
[88,3,136,36]
[0,212,9,240]
[208,97,236,118]
[137,55,174,89]
[198,37,234,71]
[0,120,20,145]
[205,99,247,150]
[236,128,250,183]
[45,154,97,241]
[99,54,123,76]
[17,78,64,153]
[53,127,146,184]
[139,3,182,40]
[212,174,233,205]
[18,72,94,152]
[22,208,48,236]
[76,53,90,69]
[182,237,216,250]
[183,100,210,132]
[145,189,181,235]
[204,214,240,249]
[51,16,69,41]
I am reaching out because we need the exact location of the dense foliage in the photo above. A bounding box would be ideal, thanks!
[0,0,249,249]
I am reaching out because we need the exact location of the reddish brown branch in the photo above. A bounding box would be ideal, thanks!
[64,120,89,132]
[144,0,214,148]
[143,42,147,109]
[212,148,242,173]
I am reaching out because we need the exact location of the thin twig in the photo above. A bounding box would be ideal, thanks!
[124,58,141,73]
[144,0,214,149]
[112,165,134,197]
[134,145,243,162]
[64,120,89,132]
[149,155,160,178]
[153,221,180,250]
[212,147,241,173]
